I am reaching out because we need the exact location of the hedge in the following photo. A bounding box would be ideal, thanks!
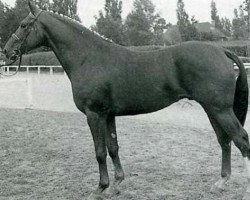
[224,45,249,57]
[13,51,60,66]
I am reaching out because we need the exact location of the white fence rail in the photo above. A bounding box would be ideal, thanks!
[2,64,250,75]
[3,65,64,75]
[234,63,250,70]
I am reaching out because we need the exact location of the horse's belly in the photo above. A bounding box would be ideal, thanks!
[112,91,176,116]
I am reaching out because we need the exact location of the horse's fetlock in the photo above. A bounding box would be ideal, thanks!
[99,180,109,190]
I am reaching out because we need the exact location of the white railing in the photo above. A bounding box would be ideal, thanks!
[3,65,64,75]
[234,63,250,70]
[2,64,250,75]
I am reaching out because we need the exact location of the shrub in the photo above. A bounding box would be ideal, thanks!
[13,51,60,66]
[224,45,249,57]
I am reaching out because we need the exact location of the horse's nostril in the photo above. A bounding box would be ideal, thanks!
[3,49,7,54]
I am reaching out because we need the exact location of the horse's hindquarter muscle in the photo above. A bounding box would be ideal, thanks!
[172,42,236,108]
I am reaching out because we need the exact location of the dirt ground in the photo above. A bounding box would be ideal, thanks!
[0,102,250,200]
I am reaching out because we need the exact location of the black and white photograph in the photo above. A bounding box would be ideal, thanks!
[1,0,250,199]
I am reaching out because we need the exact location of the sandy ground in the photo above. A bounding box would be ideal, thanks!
[0,103,250,200]
[0,74,250,199]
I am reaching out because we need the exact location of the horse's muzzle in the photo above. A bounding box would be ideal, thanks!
[3,49,20,61]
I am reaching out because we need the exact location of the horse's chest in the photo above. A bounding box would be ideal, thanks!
[71,81,111,113]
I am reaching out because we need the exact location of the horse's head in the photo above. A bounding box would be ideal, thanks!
[3,1,46,60]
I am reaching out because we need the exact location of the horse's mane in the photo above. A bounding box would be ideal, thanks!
[47,11,113,43]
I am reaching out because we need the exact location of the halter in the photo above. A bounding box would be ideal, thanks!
[10,10,43,48]
[0,10,43,76]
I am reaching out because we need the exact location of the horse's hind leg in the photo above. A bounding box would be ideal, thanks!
[207,113,232,191]
[106,115,124,193]
[205,107,250,198]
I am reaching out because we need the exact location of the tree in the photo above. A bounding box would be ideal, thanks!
[176,0,198,41]
[241,0,250,38]
[0,0,23,47]
[52,0,80,21]
[232,8,248,39]
[153,16,167,45]
[211,1,232,37]
[221,17,232,36]
[211,0,223,30]
[125,0,166,46]
[92,0,125,45]
[35,0,51,10]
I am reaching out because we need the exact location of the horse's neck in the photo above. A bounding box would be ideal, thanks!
[43,15,110,76]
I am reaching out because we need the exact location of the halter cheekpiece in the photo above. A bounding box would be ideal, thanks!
[11,10,43,42]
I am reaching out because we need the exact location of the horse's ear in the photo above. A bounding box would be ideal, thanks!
[28,1,40,16]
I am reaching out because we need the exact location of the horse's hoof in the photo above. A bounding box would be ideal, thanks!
[105,186,120,197]
[105,179,123,197]
[210,184,224,195]
[87,192,104,200]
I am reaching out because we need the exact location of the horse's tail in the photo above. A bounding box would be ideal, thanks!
[224,49,248,126]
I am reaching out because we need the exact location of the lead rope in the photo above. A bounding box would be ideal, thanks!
[0,55,22,77]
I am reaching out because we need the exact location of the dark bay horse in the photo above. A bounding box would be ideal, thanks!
[3,2,250,199]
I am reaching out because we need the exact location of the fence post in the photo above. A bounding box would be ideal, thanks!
[26,78,33,108]
[50,67,53,75]
[38,66,40,74]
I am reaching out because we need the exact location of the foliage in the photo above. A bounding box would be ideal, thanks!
[51,0,80,21]
[152,15,168,45]
[35,0,51,10]
[211,1,232,37]
[241,0,250,38]
[211,0,223,30]
[232,0,250,39]
[232,8,248,39]
[199,32,216,41]
[0,2,20,47]
[124,0,167,46]
[91,0,125,45]
[221,17,232,36]
[176,0,199,41]
[224,45,249,57]
[11,51,60,65]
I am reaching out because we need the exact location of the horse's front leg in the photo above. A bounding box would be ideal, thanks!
[86,110,109,199]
